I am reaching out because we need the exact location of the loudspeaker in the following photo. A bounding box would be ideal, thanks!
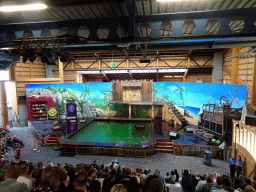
[245,115,256,126]
[169,132,180,140]
[185,127,194,133]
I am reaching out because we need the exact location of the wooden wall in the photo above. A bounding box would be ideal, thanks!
[111,80,153,101]
[15,57,46,97]
[223,48,254,104]
[236,144,255,180]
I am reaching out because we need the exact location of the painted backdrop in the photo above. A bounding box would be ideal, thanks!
[26,82,246,124]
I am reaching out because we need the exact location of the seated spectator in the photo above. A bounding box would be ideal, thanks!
[0,128,5,138]
[72,171,88,192]
[12,135,19,143]
[237,177,256,192]
[196,174,208,192]
[32,160,44,188]
[91,160,97,169]
[6,135,12,145]
[221,178,239,192]
[200,175,215,192]
[110,184,127,192]
[102,170,119,192]
[181,170,196,192]
[170,171,176,184]
[210,176,223,192]
[0,163,29,192]
[17,162,33,191]
[174,169,179,182]
[148,178,164,192]
[26,163,36,188]
[87,167,101,192]
[0,160,9,181]
[165,173,170,183]
[33,167,61,192]
[121,168,139,192]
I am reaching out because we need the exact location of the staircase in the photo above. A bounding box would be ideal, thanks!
[155,139,173,153]
[167,102,189,127]
[46,135,61,146]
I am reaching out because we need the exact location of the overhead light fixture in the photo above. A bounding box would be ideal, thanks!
[164,76,173,78]
[0,3,47,12]
[173,76,183,78]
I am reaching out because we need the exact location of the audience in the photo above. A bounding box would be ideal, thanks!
[1,132,256,192]
[0,163,29,192]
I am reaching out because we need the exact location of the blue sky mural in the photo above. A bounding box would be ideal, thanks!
[153,82,246,109]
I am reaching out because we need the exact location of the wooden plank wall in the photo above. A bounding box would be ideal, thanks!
[223,48,253,104]
[15,57,46,97]
[236,144,255,180]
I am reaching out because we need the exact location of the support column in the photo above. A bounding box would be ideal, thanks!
[0,81,9,129]
[231,47,239,84]
[129,104,131,119]
[251,57,256,106]
[212,52,223,83]
[59,58,64,83]
[107,95,110,119]
[152,105,154,120]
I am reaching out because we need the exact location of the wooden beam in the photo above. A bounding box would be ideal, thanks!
[72,60,77,83]
[0,81,9,129]
[231,47,239,84]
[251,56,256,106]
[59,58,64,83]
[183,69,189,82]
[9,65,15,81]
[187,57,190,68]
[30,61,33,78]
[18,78,61,82]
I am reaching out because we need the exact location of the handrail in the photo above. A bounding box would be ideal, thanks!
[59,145,155,157]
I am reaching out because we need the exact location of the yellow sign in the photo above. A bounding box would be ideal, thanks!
[48,107,57,117]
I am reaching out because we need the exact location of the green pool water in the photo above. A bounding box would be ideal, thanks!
[68,121,151,144]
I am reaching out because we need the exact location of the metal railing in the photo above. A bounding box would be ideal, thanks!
[59,145,155,158]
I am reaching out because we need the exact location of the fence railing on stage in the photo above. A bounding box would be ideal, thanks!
[59,145,155,158]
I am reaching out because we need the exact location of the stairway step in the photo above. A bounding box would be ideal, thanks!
[156,142,173,145]
[155,149,173,153]
[156,145,173,148]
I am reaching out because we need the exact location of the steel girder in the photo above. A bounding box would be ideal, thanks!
[0,8,256,49]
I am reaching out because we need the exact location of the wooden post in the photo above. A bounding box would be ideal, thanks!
[72,61,77,83]
[30,61,33,78]
[187,57,190,68]
[59,58,64,83]
[99,59,102,70]
[107,94,110,119]
[0,81,9,129]
[152,105,154,120]
[129,104,131,119]
[231,47,239,84]
[252,57,256,106]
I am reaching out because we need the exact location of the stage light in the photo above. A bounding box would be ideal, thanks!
[53,47,70,62]
[0,3,47,12]
[29,56,37,63]
[22,57,28,63]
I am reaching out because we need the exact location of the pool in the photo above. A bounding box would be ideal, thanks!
[68,120,151,144]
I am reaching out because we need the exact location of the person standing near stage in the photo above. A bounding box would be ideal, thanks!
[236,155,243,178]
[229,154,236,178]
